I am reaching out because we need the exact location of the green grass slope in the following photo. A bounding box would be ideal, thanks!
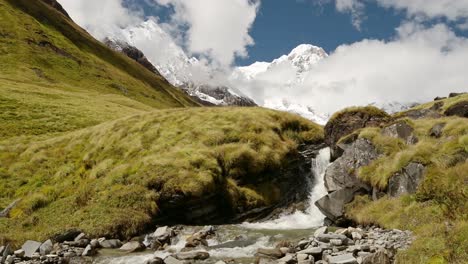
[345,95,468,263]
[0,0,198,140]
[0,107,323,244]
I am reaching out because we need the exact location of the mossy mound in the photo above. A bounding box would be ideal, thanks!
[345,96,468,263]
[0,107,323,245]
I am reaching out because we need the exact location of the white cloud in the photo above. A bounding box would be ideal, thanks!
[335,0,366,30]
[231,23,468,114]
[58,0,143,39]
[154,0,260,67]
[376,0,468,21]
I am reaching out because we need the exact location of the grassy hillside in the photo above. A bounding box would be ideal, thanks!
[345,95,468,263]
[0,0,197,141]
[0,107,323,244]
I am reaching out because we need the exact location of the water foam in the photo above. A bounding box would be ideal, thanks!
[241,147,330,230]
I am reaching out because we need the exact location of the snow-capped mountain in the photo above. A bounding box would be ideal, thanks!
[107,19,255,106]
[231,44,329,124]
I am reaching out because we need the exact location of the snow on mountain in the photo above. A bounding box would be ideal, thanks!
[107,19,255,106]
[231,44,329,123]
[370,101,419,114]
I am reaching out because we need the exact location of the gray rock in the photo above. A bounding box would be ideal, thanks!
[39,239,53,256]
[297,240,310,250]
[298,246,322,257]
[153,226,171,239]
[21,240,42,258]
[297,253,309,261]
[403,108,442,120]
[145,257,164,264]
[1,244,10,264]
[74,233,86,241]
[4,255,14,264]
[362,250,391,264]
[315,187,368,222]
[99,239,122,249]
[14,248,25,257]
[388,163,426,197]
[214,261,227,264]
[298,260,313,264]
[256,248,284,259]
[381,121,418,145]
[164,256,184,264]
[314,226,328,237]
[429,123,446,138]
[176,251,210,260]
[324,139,377,193]
[277,253,296,264]
[0,199,20,218]
[82,245,95,256]
[119,241,145,252]
[330,239,343,246]
[90,239,99,248]
[257,257,277,264]
[327,253,357,264]
[316,234,347,243]
[444,100,468,117]
[53,229,82,243]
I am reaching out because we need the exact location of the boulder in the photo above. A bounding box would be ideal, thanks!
[327,253,357,264]
[314,226,328,237]
[14,249,25,257]
[388,163,426,197]
[403,108,442,119]
[324,139,377,193]
[39,239,53,256]
[298,246,323,258]
[444,101,468,117]
[277,253,296,264]
[21,240,42,258]
[449,92,466,98]
[315,187,369,223]
[164,256,184,264]
[82,245,95,257]
[256,248,284,259]
[381,121,418,144]
[119,241,145,253]
[99,239,122,249]
[429,123,446,138]
[175,251,210,260]
[324,107,388,160]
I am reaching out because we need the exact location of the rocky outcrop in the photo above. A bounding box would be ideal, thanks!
[155,144,324,225]
[104,38,161,75]
[324,139,378,193]
[388,163,426,197]
[324,107,389,161]
[316,139,378,225]
[198,85,257,107]
[444,101,468,118]
[381,121,418,145]
[402,108,442,119]
[429,123,446,138]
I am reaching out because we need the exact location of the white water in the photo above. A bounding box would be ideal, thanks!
[94,148,331,263]
[241,147,330,230]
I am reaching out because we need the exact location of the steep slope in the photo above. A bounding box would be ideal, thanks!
[0,107,323,244]
[0,0,197,140]
[107,20,256,107]
[319,94,467,263]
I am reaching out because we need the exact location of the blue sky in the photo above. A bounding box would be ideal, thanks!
[131,0,468,66]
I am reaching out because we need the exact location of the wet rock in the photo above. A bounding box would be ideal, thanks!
[429,123,446,138]
[119,241,145,253]
[185,226,215,248]
[314,226,328,237]
[444,101,468,117]
[39,239,53,255]
[53,229,82,243]
[146,257,164,264]
[315,187,369,223]
[388,163,426,197]
[82,245,95,256]
[99,239,122,249]
[256,248,284,259]
[22,240,42,258]
[381,121,418,145]
[176,250,210,260]
[324,139,377,193]
[327,253,357,264]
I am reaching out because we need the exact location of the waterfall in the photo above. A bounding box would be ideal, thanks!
[241,147,331,230]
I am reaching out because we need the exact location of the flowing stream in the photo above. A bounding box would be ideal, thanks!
[94,148,331,264]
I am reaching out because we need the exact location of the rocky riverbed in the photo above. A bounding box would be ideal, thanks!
[0,224,412,264]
